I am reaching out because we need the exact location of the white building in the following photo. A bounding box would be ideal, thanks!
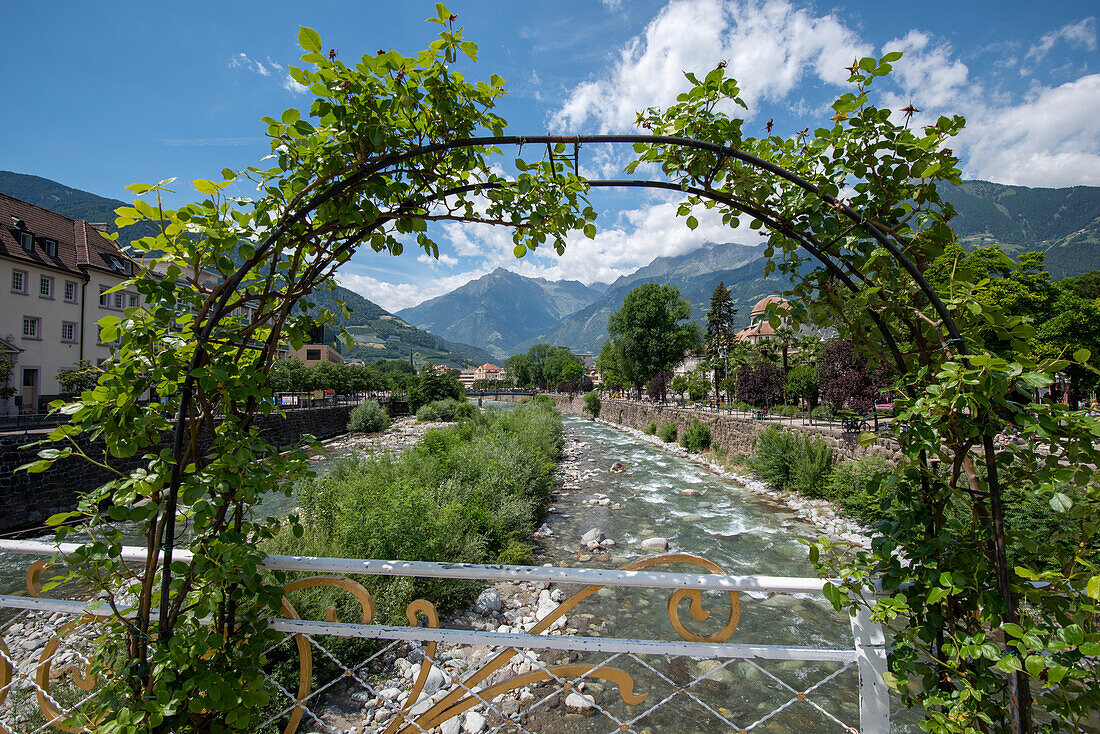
[1,193,136,414]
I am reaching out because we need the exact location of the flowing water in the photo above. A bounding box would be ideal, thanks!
[508,409,886,733]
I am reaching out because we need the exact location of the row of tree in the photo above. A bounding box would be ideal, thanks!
[503,344,585,390]
[266,357,414,395]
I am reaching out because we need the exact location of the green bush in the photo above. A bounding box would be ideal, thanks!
[748,425,833,497]
[823,457,891,523]
[680,419,712,453]
[583,390,601,419]
[416,403,443,422]
[789,435,834,496]
[347,400,391,433]
[658,421,677,443]
[643,420,657,435]
[453,401,477,421]
[810,405,833,420]
[772,404,800,416]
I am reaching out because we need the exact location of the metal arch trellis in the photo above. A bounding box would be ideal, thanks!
[147,133,1026,729]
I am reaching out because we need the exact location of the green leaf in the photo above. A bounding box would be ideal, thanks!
[1024,655,1046,678]
[1049,492,1072,513]
[821,582,845,611]
[512,244,527,258]
[45,512,78,526]
[1087,575,1100,601]
[583,224,597,239]
[685,215,698,230]
[881,51,904,63]
[192,179,220,196]
[298,26,322,53]
[995,655,1022,673]
[281,108,300,125]
[1073,347,1091,364]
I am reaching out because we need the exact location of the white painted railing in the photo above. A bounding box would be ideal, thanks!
[0,540,890,733]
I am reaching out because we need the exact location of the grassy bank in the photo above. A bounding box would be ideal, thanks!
[744,424,1088,570]
[268,399,562,620]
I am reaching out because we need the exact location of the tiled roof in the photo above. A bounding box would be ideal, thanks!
[749,294,789,316]
[0,192,131,278]
[480,363,501,371]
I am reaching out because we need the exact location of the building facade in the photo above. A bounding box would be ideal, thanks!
[1,194,136,414]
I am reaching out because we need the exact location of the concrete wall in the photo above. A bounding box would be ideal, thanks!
[498,393,902,465]
[0,403,356,532]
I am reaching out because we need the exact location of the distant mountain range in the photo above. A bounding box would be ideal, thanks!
[395,268,606,358]
[0,171,491,368]
[402,180,1100,356]
[941,180,1100,279]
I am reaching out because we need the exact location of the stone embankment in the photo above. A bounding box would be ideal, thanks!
[496,393,902,465]
[0,402,359,533]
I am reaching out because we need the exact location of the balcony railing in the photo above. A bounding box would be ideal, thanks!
[0,540,890,733]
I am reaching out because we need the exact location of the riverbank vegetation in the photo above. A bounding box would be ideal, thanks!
[269,400,562,620]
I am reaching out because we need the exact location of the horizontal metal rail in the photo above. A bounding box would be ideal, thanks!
[0,540,832,594]
[0,595,855,663]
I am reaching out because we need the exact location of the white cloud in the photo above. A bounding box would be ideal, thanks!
[602,0,622,9]
[552,0,871,132]
[881,31,971,110]
[282,74,310,95]
[417,252,459,267]
[229,52,270,76]
[337,269,491,312]
[1027,17,1097,60]
[963,74,1100,187]
[441,191,761,286]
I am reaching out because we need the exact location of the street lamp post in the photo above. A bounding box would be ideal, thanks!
[719,344,729,414]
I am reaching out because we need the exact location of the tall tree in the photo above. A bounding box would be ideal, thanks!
[605,283,700,396]
[704,281,737,403]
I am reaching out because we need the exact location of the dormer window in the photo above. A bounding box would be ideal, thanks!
[19,232,33,252]
[109,256,130,275]
[43,239,57,257]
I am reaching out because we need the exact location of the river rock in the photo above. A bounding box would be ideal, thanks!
[565,692,596,713]
[423,665,448,696]
[681,513,703,523]
[641,537,669,551]
[441,718,461,734]
[680,488,701,496]
[580,528,604,544]
[610,462,626,473]
[473,588,502,615]
[463,710,487,733]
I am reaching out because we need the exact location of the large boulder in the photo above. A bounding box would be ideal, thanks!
[473,588,502,616]
[580,527,604,544]
[640,537,669,552]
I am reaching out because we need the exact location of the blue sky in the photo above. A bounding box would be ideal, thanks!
[3,1,1098,311]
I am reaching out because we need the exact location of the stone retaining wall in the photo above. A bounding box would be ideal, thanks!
[0,404,356,532]
[496,393,902,465]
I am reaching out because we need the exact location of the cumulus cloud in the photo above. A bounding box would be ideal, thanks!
[881,31,971,110]
[441,191,761,285]
[1027,17,1097,60]
[963,74,1100,187]
[552,0,871,132]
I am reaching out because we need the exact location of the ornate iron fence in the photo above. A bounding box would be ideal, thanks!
[0,540,889,733]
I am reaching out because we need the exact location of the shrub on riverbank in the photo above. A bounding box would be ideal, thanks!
[347,400,390,432]
[416,397,475,422]
[273,401,562,617]
[583,390,601,419]
[680,420,711,453]
[748,425,833,496]
[643,420,657,435]
[658,421,677,442]
[266,401,563,682]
